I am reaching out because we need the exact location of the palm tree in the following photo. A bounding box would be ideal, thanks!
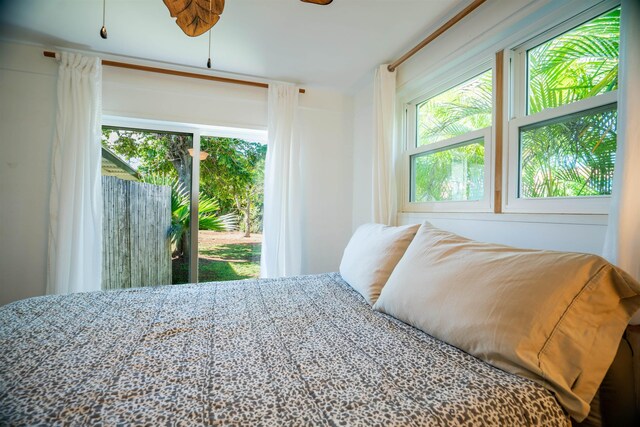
[143,174,237,258]
[414,70,491,201]
[415,7,619,200]
[521,7,619,198]
[417,70,492,146]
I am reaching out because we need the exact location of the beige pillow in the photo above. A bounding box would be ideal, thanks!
[339,223,419,305]
[373,222,640,422]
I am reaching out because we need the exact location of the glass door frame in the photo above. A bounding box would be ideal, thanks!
[102,115,202,283]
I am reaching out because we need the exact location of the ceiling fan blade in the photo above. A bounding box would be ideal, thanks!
[163,0,225,37]
[300,0,334,4]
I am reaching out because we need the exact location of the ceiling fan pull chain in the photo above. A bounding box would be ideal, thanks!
[100,0,108,39]
[207,30,212,69]
[206,0,212,68]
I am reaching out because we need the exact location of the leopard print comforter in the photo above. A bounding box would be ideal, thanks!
[0,273,569,426]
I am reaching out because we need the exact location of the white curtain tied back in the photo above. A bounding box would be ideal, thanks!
[48,52,103,295]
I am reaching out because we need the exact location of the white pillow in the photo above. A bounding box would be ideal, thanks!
[339,223,419,304]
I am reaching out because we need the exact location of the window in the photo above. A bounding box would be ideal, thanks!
[506,5,620,213]
[400,1,620,216]
[404,67,493,211]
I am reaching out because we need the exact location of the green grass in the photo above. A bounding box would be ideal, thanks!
[172,242,261,284]
[199,243,261,282]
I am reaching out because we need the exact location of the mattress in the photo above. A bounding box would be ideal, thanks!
[0,273,569,426]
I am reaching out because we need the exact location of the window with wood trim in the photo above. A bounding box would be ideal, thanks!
[505,4,620,214]
[403,65,494,212]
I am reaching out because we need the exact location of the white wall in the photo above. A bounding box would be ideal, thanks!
[351,73,375,230]
[298,91,354,274]
[102,66,269,130]
[0,42,57,305]
[350,0,610,254]
[0,41,353,305]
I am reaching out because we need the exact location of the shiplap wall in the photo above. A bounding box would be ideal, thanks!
[102,176,172,289]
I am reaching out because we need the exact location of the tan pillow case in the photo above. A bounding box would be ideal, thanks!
[373,222,640,421]
[339,223,419,305]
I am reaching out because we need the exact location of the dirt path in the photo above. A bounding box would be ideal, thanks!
[199,231,262,246]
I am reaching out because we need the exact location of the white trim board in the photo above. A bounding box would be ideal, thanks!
[103,115,268,144]
[396,212,607,255]
[398,212,608,227]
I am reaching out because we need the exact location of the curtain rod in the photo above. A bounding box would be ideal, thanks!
[387,0,487,72]
[43,51,306,94]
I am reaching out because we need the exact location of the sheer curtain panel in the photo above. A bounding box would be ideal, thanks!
[372,64,397,225]
[260,83,302,278]
[47,52,103,295]
[603,0,640,323]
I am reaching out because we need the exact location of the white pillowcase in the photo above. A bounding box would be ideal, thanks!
[339,223,419,304]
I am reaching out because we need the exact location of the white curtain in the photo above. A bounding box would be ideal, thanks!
[372,64,397,225]
[603,0,640,323]
[47,52,103,295]
[260,83,302,278]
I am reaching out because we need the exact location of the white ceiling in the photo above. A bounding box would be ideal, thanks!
[0,0,464,91]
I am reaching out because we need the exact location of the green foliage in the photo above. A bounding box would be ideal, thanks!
[102,129,265,233]
[413,7,619,200]
[520,107,617,198]
[102,129,189,180]
[142,174,236,254]
[413,141,485,202]
[200,137,267,234]
[413,70,491,201]
[527,8,619,114]
[521,7,619,198]
[417,70,492,146]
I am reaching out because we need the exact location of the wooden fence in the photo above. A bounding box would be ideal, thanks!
[102,176,172,289]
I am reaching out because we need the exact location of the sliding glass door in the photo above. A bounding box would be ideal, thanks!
[101,126,196,287]
[196,136,266,283]
[100,120,268,289]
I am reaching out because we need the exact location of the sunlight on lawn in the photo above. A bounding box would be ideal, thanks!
[198,232,262,282]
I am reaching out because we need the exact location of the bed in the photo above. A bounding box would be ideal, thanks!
[3,221,640,426]
[0,273,569,426]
